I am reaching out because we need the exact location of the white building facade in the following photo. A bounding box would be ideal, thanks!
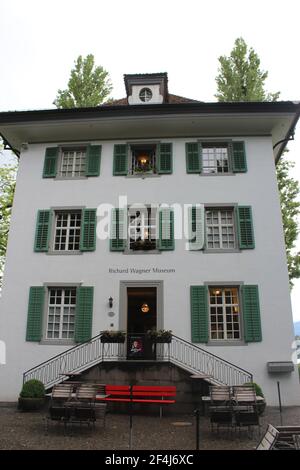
[0,73,299,405]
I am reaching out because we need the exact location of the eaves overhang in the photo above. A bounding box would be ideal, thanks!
[0,101,299,161]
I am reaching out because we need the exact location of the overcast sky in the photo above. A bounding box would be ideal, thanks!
[1,0,300,320]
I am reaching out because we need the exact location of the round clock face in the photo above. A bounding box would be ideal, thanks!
[139,88,153,102]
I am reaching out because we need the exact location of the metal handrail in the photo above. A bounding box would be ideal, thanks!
[23,332,252,389]
[168,335,253,385]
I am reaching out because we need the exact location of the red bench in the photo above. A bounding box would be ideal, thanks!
[97,385,176,417]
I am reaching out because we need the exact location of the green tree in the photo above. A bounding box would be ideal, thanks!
[215,38,300,286]
[53,54,112,108]
[216,38,280,102]
[277,157,300,286]
[0,160,17,287]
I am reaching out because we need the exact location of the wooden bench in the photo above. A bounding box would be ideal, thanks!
[97,385,176,417]
[256,424,300,450]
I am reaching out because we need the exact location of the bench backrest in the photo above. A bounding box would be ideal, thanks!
[51,383,73,400]
[132,385,176,397]
[76,384,97,400]
[256,424,279,450]
[105,385,131,396]
[105,384,176,398]
[210,386,231,403]
[233,385,256,403]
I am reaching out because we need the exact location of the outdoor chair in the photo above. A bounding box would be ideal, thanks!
[209,386,233,432]
[256,425,300,450]
[75,383,97,402]
[51,383,73,402]
[45,383,73,433]
[232,385,260,435]
[72,404,97,428]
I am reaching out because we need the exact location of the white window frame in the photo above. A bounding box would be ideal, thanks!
[46,287,77,340]
[208,287,241,341]
[59,148,86,177]
[202,143,230,174]
[205,207,236,250]
[53,210,82,252]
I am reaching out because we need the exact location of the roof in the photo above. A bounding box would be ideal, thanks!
[0,101,299,162]
[106,93,201,106]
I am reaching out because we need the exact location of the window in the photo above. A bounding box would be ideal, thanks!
[139,88,152,102]
[130,144,156,175]
[60,148,86,177]
[54,211,81,251]
[206,208,236,249]
[128,206,157,251]
[202,143,229,174]
[46,288,76,340]
[209,287,241,340]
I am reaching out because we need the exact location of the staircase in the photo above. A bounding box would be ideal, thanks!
[23,334,252,390]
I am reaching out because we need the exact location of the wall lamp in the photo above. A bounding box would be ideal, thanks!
[108,297,113,308]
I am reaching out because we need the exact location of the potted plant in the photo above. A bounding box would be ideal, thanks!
[18,379,45,411]
[146,329,172,343]
[244,381,266,415]
[131,239,155,251]
[101,330,126,343]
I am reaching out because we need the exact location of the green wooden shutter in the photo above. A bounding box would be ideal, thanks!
[43,147,58,178]
[242,285,262,342]
[34,210,52,252]
[157,143,173,174]
[232,141,247,173]
[113,144,128,175]
[26,287,45,341]
[186,142,201,173]
[75,287,94,343]
[190,286,208,343]
[110,208,126,251]
[80,209,97,251]
[86,145,101,176]
[188,205,205,250]
[158,207,175,251]
[236,206,255,249]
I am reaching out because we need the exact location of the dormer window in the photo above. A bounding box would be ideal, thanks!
[139,88,153,103]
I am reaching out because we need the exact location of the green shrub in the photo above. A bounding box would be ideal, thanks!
[243,381,264,398]
[20,379,45,398]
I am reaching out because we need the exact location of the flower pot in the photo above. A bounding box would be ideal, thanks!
[148,336,172,343]
[101,337,125,343]
[257,400,266,415]
[18,397,45,411]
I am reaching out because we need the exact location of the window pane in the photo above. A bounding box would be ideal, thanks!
[46,288,76,340]
[209,287,240,340]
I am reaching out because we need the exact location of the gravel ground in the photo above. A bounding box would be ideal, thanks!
[0,406,300,450]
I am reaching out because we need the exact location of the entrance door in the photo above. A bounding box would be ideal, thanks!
[127,287,157,360]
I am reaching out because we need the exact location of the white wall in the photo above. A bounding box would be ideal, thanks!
[0,136,299,404]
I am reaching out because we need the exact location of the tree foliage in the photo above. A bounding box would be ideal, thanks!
[0,161,17,287]
[215,38,280,102]
[53,54,112,108]
[276,157,300,286]
[215,37,300,286]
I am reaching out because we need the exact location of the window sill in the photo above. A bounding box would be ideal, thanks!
[126,174,160,179]
[40,340,75,346]
[55,176,88,180]
[200,172,235,177]
[123,249,161,255]
[203,249,241,254]
[47,251,83,256]
[207,340,246,347]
